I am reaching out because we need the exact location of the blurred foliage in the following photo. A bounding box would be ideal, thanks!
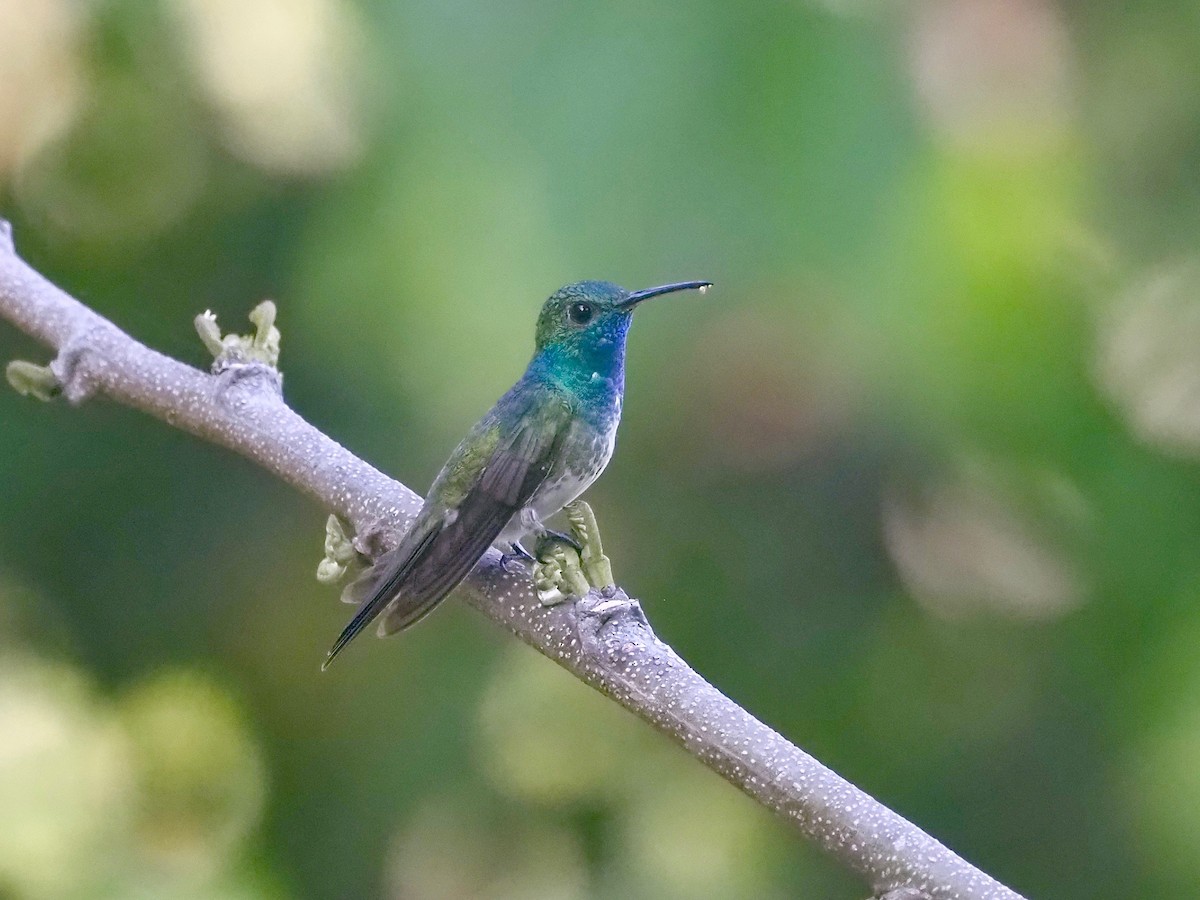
[2,0,1200,897]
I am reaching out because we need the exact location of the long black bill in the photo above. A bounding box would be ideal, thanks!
[619,280,712,308]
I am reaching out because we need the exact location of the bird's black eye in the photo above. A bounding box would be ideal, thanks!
[567,301,595,325]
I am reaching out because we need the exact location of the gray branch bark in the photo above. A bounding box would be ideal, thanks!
[0,220,1025,900]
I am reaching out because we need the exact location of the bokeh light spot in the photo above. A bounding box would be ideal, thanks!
[170,0,367,175]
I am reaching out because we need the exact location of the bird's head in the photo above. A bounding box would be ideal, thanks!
[533,279,711,356]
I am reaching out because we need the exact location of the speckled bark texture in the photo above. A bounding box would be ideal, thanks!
[0,221,1025,900]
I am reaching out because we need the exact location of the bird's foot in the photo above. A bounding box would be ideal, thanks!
[316,515,360,585]
[531,501,615,606]
[539,528,582,552]
[500,541,535,574]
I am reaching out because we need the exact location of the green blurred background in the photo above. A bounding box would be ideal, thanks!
[2,0,1199,897]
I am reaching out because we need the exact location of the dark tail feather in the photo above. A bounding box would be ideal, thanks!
[322,418,554,667]
[322,590,391,670]
[323,552,456,669]
[321,529,439,670]
[378,503,518,636]
[375,589,449,636]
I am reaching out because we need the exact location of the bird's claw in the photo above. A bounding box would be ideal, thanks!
[500,542,535,574]
[539,528,582,552]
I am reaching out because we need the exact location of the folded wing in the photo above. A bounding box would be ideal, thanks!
[322,393,571,668]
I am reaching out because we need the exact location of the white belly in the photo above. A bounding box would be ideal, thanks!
[495,416,617,546]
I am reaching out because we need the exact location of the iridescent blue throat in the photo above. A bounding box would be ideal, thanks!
[527,314,630,419]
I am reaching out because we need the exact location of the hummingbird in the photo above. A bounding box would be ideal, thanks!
[323,278,710,668]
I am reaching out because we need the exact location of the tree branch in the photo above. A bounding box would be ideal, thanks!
[0,220,1025,900]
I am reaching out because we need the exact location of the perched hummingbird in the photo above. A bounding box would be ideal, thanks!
[323,279,710,668]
